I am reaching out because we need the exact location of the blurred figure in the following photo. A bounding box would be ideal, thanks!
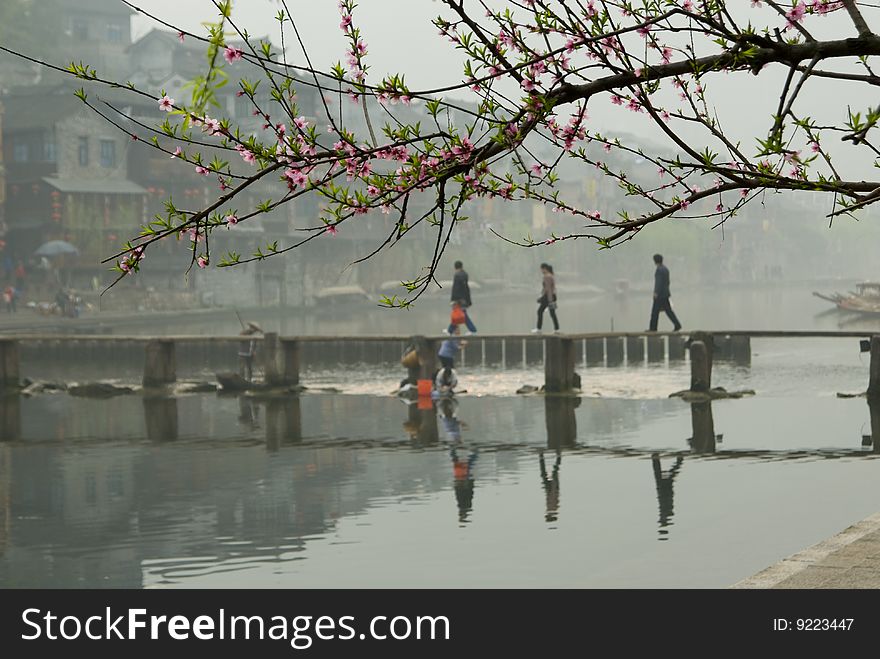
[438,397,464,441]
[434,366,459,398]
[437,324,466,370]
[647,254,682,332]
[539,449,561,523]
[238,322,263,381]
[3,285,16,313]
[445,260,477,335]
[532,263,559,333]
[14,260,26,292]
[450,444,478,524]
[651,453,684,540]
[238,396,260,430]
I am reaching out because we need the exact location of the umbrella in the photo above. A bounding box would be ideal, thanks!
[34,240,79,257]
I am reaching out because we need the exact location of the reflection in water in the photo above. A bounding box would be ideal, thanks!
[238,396,260,430]
[545,396,580,449]
[0,395,20,442]
[3,392,880,587]
[687,402,717,454]
[405,401,439,446]
[265,397,302,450]
[450,444,478,525]
[652,454,683,540]
[143,396,178,442]
[539,450,561,523]
[438,398,463,442]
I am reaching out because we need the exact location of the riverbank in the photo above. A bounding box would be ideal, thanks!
[732,512,880,588]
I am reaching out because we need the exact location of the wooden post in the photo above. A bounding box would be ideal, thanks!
[280,339,300,386]
[545,336,576,392]
[0,339,20,391]
[869,335,880,398]
[263,332,282,386]
[143,339,176,387]
[690,331,714,385]
[407,335,437,382]
[690,341,711,392]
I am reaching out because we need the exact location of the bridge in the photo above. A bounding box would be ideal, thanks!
[2,330,880,396]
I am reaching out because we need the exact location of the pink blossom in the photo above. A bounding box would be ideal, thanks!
[203,118,222,135]
[158,95,174,112]
[283,167,309,189]
[225,214,238,227]
[197,255,208,268]
[195,166,210,176]
[326,225,338,236]
[680,199,690,210]
[171,146,182,159]
[240,150,256,164]
[787,2,806,26]
[715,203,723,212]
[223,46,243,64]
[603,143,612,153]
[810,141,820,153]
[293,116,308,130]
[177,31,186,43]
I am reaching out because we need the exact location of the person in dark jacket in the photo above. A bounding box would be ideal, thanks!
[648,254,682,332]
[446,260,477,335]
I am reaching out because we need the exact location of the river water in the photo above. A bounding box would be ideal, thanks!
[2,281,880,588]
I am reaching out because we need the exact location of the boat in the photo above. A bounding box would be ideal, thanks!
[813,281,880,316]
[314,285,371,305]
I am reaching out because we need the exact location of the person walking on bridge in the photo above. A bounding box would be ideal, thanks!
[446,260,477,335]
[532,263,559,333]
[647,254,682,332]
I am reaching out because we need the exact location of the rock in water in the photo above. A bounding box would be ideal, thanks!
[69,382,134,398]
[215,372,251,391]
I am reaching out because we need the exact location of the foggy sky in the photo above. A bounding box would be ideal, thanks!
[128,0,880,182]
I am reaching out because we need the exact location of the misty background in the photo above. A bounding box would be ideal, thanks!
[1,0,879,332]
